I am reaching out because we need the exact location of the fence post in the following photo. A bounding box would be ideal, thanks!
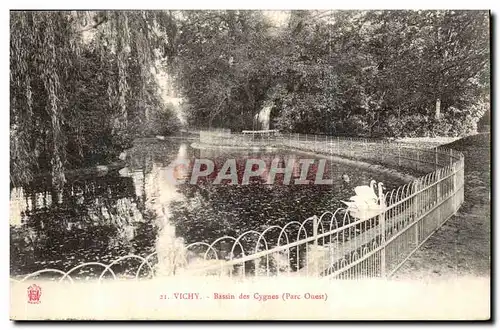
[380,205,387,278]
[453,159,459,213]
[313,215,318,247]
[436,169,441,203]
[436,170,441,225]
[414,180,419,247]
[452,163,457,213]
[435,147,439,170]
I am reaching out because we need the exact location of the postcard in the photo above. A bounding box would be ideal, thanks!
[9,9,491,320]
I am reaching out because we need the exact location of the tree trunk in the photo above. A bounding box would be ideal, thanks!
[435,98,441,119]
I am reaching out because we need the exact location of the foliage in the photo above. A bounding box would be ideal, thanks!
[383,114,432,138]
[170,10,489,138]
[10,10,490,188]
[478,108,490,130]
[130,104,182,137]
[171,11,277,131]
[10,11,179,188]
[11,12,81,188]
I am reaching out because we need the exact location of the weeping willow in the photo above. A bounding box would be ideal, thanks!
[94,11,179,129]
[10,11,178,190]
[11,11,80,189]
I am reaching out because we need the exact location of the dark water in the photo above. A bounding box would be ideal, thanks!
[10,139,405,277]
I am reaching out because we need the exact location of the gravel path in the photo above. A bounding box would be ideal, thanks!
[392,133,491,280]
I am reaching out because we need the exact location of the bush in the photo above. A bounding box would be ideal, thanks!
[476,105,490,133]
[445,115,477,136]
[140,105,182,137]
[334,115,370,137]
[434,106,481,137]
[382,108,480,138]
[478,109,490,127]
[429,118,453,137]
[383,114,432,138]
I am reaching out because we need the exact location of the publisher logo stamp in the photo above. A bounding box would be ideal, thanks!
[27,284,42,304]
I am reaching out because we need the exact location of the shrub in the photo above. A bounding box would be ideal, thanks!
[429,118,453,137]
[335,115,370,136]
[134,104,182,137]
[383,114,432,138]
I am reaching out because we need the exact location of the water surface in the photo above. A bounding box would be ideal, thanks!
[10,139,406,278]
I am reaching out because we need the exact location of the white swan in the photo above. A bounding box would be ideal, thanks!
[341,180,386,221]
[342,180,377,208]
[377,182,386,208]
[353,180,377,200]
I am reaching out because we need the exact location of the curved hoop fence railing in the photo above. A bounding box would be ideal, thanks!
[11,134,464,282]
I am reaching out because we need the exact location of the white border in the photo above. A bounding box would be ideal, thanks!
[1,1,496,327]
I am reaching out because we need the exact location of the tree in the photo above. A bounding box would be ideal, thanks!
[172,10,277,131]
[11,11,82,188]
[10,11,180,189]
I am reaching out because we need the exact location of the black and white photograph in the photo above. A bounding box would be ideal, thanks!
[7,7,491,320]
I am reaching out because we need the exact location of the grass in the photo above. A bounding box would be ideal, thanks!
[393,133,491,280]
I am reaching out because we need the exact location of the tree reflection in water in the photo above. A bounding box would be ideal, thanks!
[10,140,405,278]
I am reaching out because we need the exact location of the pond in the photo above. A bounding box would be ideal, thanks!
[10,139,407,279]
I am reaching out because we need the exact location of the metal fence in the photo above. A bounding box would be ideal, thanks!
[11,133,464,283]
[181,133,464,279]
